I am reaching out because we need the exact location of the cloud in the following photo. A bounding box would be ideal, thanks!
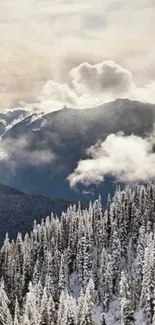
[0,110,28,135]
[37,80,78,110]
[0,119,6,126]
[0,0,155,109]
[0,135,56,167]
[5,116,26,132]
[71,60,133,95]
[34,60,155,111]
[68,132,155,187]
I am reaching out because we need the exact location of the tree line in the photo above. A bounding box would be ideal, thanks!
[1,184,155,324]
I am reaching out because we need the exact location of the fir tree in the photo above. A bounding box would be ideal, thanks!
[0,280,12,325]
[13,298,20,325]
[120,271,135,325]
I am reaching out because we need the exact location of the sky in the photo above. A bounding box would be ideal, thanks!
[1,0,155,189]
[0,0,155,112]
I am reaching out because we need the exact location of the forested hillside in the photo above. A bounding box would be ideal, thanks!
[0,183,24,195]
[0,194,82,246]
[1,184,155,324]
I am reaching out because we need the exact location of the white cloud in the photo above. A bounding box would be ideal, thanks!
[71,60,133,95]
[0,135,56,167]
[68,132,155,187]
[37,80,78,110]
[0,119,6,126]
[5,116,26,132]
[34,60,155,111]
[2,59,155,114]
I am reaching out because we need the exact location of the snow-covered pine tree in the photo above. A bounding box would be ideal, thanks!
[141,234,155,324]
[47,294,56,325]
[58,253,68,294]
[13,298,20,325]
[102,253,113,310]
[0,280,12,325]
[120,271,135,325]
[79,278,95,325]
[66,293,77,325]
[83,231,93,289]
[136,225,146,299]
[57,291,68,325]
[23,282,39,325]
[39,287,49,325]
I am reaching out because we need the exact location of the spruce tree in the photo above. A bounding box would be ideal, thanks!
[39,288,49,325]
[13,298,20,325]
[80,278,95,325]
[0,280,12,325]
[120,271,135,325]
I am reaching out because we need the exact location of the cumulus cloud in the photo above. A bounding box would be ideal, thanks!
[71,61,133,95]
[37,80,78,110]
[0,0,155,109]
[35,60,155,111]
[68,132,155,187]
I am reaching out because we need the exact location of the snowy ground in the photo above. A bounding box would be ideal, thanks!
[69,272,146,325]
[95,302,146,325]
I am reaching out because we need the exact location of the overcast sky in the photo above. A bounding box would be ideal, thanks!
[0,0,155,111]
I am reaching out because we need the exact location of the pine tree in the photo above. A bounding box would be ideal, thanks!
[136,225,146,298]
[58,254,67,294]
[99,247,106,303]
[76,228,86,286]
[0,280,12,325]
[120,271,135,325]
[111,223,121,294]
[13,298,20,325]
[23,282,39,325]
[83,231,92,288]
[66,293,77,325]
[57,291,68,325]
[79,278,95,325]
[141,235,154,323]
[102,254,113,310]
[77,288,85,324]
[48,294,56,325]
[39,287,49,325]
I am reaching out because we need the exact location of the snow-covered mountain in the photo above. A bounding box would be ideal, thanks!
[0,99,155,202]
[0,184,154,325]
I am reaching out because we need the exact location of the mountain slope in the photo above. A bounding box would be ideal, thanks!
[0,194,85,246]
[0,99,155,202]
[0,182,24,195]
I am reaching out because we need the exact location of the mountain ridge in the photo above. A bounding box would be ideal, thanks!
[0,182,24,195]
